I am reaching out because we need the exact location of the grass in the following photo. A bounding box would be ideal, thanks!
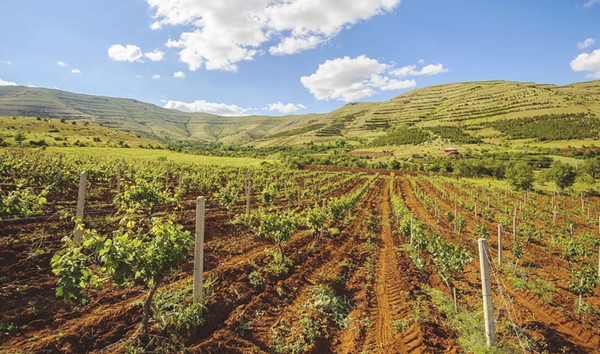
[424,285,510,353]
[45,147,266,166]
[0,115,158,148]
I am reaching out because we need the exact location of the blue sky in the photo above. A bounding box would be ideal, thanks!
[0,0,599,116]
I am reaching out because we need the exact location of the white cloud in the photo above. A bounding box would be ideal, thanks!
[263,102,307,113]
[0,60,12,65]
[166,32,257,72]
[26,83,37,87]
[586,71,600,79]
[54,86,61,90]
[577,38,596,49]
[0,78,17,86]
[108,44,167,63]
[300,55,424,102]
[163,99,249,116]
[418,59,425,64]
[269,36,323,56]
[571,49,600,79]
[173,71,186,78]
[146,0,400,71]
[583,0,600,7]
[152,74,161,79]
[108,44,143,62]
[391,63,449,77]
[57,61,68,67]
[144,49,165,61]
[71,69,82,74]
[135,75,142,79]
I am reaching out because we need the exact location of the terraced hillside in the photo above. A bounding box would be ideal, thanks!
[260,80,600,148]
[1,81,600,150]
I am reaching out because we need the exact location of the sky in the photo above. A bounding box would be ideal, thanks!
[0,0,599,116]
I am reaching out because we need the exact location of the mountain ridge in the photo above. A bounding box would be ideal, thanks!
[1,80,599,147]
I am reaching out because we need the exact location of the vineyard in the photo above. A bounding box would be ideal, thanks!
[1,149,600,353]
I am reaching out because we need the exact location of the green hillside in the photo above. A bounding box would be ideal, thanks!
[0,86,302,143]
[1,80,600,154]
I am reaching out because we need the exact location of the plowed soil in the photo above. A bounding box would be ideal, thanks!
[2,170,600,353]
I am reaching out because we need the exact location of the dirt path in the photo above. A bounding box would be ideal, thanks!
[361,178,409,353]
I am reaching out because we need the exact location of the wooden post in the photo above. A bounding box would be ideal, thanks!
[497,224,502,265]
[553,209,557,225]
[178,172,183,190]
[297,186,301,207]
[478,238,496,347]
[598,246,600,278]
[588,208,590,221]
[581,193,584,210]
[570,223,574,237]
[474,203,477,219]
[74,171,87,243]
[453,287,458,313]
[193,197,206,304]
[519,200,522,216]
[487,197,490,209]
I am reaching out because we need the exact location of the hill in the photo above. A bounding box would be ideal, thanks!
[0,115,159,148]
[1,81,600,154]
[0,86,305,143]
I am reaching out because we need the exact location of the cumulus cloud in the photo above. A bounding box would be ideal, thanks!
[263,102,307,113]
[587,71,600,79]
[152,74,161,79]
[583,0,600,7]
[26,83,37,87]
[269,36,324,56]
[0,78,17,86]
[108,44,167,63]
[144,49,165,61]
[71,69,82,74]
[571,49,600,79]
[146,0,401,71]
[173,71,186,78]
[390,63,449,77]
[57,61,68,67]
[163,99,249,116]
[577,38,596,49]
[0,60,12,65]
[301,55,431,102]
[108,44,143,62]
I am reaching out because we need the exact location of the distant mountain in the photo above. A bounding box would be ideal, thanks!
[1,80,599,146]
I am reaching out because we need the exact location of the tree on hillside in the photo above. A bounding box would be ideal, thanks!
[581,158,600,181]
[505,162,534,190]
[542,161,577,191]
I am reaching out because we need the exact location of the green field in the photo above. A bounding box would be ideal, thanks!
[45,147,266,166]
